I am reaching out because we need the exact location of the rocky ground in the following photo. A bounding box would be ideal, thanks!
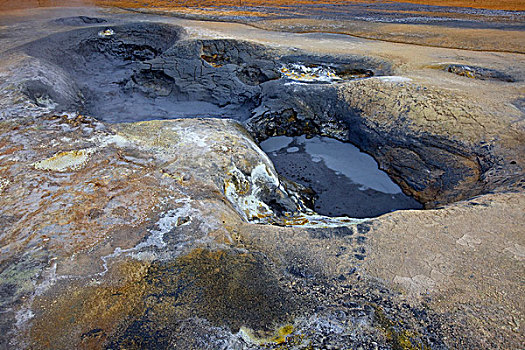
[0,5,523,350]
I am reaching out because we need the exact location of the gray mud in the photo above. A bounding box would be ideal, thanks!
[18,22,388,123]
[0,10,523,350]
[443,63,516,81]
[262,136,423,218]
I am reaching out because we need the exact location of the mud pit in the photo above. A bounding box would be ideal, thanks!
[13,20,515,213]
[261,135,423,218]
[19,21,387,123]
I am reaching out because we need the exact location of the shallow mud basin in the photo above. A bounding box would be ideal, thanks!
[261,135,422,218]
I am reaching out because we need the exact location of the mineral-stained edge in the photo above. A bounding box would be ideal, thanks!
[33,148,96,172]
[224,163,279,222]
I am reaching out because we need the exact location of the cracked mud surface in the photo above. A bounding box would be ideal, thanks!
[16,24,389,123]
[0,5,524,350]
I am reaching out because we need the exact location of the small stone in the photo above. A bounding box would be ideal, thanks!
[176,216,191,226]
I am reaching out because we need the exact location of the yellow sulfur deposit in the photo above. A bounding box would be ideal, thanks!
[33,148,96,172]
[240,324,294,345]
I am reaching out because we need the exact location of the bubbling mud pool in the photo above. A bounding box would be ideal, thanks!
[261,135,423,218]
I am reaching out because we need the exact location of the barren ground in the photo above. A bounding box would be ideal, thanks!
[0,3,523,350]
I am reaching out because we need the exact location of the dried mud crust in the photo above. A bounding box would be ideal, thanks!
[0,116,450,350]
[0,114,522,349]
[362,192,525,349]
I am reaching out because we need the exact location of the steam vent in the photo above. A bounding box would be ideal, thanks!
[0,1,524,349]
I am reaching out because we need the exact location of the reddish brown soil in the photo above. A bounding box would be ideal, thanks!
[1,0,524,12]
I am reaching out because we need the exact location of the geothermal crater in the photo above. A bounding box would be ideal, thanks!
[1,8,523,350]
[15,20,504,215]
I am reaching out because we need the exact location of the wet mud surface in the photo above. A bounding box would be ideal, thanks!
[17,23,388,122]
[261,136,423,218]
